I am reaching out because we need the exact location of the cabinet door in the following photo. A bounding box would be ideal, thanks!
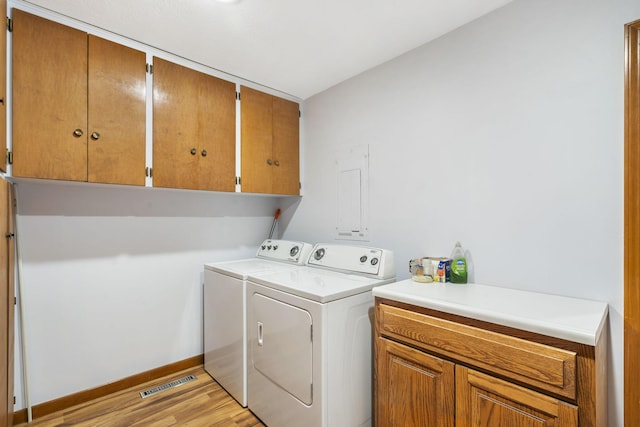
[0,178,13,427]
[0,0,7,173]
[240,86,300,195]
[87,36,146,186]
[456,366,578,427]
[12,10,88,181]
[153,58,235,191]
[376,337,455,427]
[272,96,300,195]
[240,86,273,194]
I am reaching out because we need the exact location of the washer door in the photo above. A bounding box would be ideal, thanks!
[251,293,313,405]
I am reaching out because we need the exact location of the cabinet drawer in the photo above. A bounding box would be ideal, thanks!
[377,303,577,400]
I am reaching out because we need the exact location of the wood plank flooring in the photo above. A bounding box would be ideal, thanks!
[14,366,265,427]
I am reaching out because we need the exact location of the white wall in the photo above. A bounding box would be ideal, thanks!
[283,0,640,424]
[12,180,298,407]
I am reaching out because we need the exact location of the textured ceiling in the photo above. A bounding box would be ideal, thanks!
[21,0,513,99]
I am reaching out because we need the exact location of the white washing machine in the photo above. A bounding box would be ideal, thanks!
[203,239,313,407]
[246,243,395,427]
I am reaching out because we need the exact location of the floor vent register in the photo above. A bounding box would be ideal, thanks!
[139,374,197,399]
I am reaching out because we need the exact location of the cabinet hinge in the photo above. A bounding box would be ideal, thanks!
[299,110,301,118]
[146,167,153,178]
[236,91,240,101]
[5,232,14,239]
[7,150,12,165]
[236,176,241,185]
[14,297,16,306]
[6,17,12,33]
[146,63,153,74]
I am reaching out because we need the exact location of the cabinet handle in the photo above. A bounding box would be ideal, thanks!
[201,149,207,157]
[190,148,197,155]
[73,129,84,137]
[257,322,263,346]
[274,160,280,167]
[90,132,100,141]
[267,159,273,165]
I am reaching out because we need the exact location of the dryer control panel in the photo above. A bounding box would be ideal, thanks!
[307,243,395,279]
[256,240,313,264]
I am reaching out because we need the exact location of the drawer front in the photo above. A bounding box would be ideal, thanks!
[378,303,577,400]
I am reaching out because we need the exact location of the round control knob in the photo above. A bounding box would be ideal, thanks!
[290,246,300,257]
[261,245,266,250]
[371,257,379,266]
[360,255,368,263]
[273,245,279,250]
[314,248,325,260]
[267,245,272,250]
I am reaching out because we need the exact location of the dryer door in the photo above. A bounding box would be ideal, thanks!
[251,293,313,405]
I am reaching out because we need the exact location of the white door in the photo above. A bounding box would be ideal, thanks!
[251,293,313,405]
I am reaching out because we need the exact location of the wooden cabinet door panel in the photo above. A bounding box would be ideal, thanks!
[0,178,12,427]
[376,337,455,427]
[272,96,299,195]
[153,58,199,189]
[0,0,6,173]
[240,86,273,194]
[88,36,146,186]
[456,366,578,427]
[153,58,235,191]
[195,70,236,192]
[12,10,88,181]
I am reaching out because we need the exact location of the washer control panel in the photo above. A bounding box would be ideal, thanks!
[307,243,395,279]
[256,239,313,264]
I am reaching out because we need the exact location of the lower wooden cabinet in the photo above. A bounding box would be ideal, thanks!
[376,337,454,427]
[456,365,578,426]
[374,300,605,427]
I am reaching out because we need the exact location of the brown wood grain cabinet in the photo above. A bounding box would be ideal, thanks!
[0,0,7,173]
[240,86,300,195]
[152,57,236,192]
[375,299,606,427]
[0,178,14,427]
[11,10,146,185]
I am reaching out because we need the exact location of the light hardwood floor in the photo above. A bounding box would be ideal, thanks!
[14,366,265,427]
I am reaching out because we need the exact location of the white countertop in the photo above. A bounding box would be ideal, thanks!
[372,280,608,346]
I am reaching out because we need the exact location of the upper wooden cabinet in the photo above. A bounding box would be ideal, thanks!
[10,10,300,196]
[11,10,146,185]
[152,57,236,192]
[240,86,300,195]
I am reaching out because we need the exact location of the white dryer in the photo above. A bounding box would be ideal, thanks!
[203,239,312,407]
[246,243,395,427]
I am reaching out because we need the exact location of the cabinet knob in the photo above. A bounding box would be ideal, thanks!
[73,129,84,137]
[90,132,100,141]
[267,159,273,165]
[190,148,197,155]
[201,149,207,157]
[274,160,280,167]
